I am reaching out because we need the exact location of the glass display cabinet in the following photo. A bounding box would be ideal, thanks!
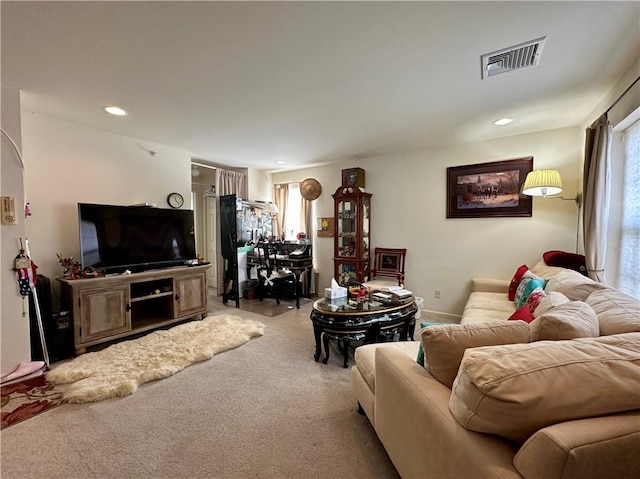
[332,185,372,285]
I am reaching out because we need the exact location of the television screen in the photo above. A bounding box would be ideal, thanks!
[78,203,197,273]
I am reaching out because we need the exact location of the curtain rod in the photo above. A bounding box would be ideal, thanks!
[605,76,640,115]
[191,161,216,170]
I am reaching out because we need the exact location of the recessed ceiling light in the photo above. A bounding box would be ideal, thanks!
[102,105,127,116]
[493,118,514,126]
[275,160,286,165]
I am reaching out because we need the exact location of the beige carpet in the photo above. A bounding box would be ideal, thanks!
[0,297,400,479]
[46,314,264,403]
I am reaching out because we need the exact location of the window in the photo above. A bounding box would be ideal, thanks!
[284,183,302,241]
[618,118,640,298]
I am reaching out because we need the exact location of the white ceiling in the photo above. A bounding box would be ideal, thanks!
[2,1,639,172]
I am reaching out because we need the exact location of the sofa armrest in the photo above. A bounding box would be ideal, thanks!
[514,411,640,479]
[471,278,510,293]
[374,347,522,479]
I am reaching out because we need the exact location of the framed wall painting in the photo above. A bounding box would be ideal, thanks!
[316,217,334,237]
[446,156,533,218]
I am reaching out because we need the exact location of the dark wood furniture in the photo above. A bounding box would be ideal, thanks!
[220,194,240,307]
[246,243,313,309]
[58,264,211,355]
[310,295,417,368]
[332,185,372,285]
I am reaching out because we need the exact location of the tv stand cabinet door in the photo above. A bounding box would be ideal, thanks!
[77,285,131,343]
[174,272,207,318]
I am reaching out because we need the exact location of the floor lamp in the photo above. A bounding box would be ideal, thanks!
[522,169,583,253]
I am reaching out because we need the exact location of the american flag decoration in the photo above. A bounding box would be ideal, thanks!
[15,249,37,297]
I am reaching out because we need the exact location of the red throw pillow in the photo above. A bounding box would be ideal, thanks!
[508,264,529,301]
[543,250,587,275]
[508,304,535,323]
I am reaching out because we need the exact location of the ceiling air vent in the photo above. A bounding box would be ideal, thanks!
[481,36,546,79]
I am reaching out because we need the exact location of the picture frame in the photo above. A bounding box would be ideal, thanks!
[446,156,533,218]
[342,167,365,188]
[316,217,335,237]
[379,251,400,273]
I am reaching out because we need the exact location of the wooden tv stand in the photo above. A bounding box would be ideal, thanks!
[58,264,211,355]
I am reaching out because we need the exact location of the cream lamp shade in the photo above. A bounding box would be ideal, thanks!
[522,169,563,197]
[262,202,279,215]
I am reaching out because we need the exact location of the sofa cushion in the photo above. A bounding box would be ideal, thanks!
[529,301,599,341]
[585,288,640,336]
[530,260,568,280]
[460,308,513,325]
[416,322,457,366]
[461,291,516,324]
[353,342,420,393]
[514,410,640,479]
[421,322,531,388]
[449,333,640,443]
[465,292,515,313]
[533,291,570,318]
[545,269,607,301]
[508,264,530,301]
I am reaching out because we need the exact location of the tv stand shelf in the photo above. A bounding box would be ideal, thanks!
[131,291,174,302]
[58,264,211,355]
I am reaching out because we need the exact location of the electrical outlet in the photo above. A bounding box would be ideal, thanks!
[434,289,441,299]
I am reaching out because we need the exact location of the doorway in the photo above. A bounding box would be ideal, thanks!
[191,163,217,289]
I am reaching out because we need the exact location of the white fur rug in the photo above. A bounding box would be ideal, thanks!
[45,315,264,403]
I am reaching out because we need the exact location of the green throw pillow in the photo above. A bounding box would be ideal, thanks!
[416,322,456,366]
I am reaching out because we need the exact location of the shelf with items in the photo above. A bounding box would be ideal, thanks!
[332,185,372,285]
[130,278,173,302]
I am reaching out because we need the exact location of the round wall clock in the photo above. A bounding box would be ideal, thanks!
[167,192,184,208]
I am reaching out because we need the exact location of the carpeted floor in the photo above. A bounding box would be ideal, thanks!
[0,293,400,479]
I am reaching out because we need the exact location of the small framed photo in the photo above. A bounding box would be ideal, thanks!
[446,157,533,218]
[379,252,400,273]
[316,217,334,237]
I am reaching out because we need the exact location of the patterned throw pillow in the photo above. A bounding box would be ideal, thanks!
[515,271,547,309]
[508,264,530,301]
[526,287,546,312]
[508,286,546,323]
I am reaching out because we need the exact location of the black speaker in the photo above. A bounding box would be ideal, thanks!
[29,274,74,363]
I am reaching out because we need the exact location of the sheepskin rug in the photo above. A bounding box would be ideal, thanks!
[45,315,264,403]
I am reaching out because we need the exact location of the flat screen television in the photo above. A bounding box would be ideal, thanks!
[78,203,197,274]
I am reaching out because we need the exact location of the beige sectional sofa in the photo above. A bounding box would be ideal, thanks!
[351,261,640,479]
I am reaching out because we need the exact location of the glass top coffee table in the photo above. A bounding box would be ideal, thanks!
[310,296,417,368]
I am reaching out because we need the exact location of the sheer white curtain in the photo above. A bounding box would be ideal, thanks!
[583,115,612,282]
[619,119,640,297]
[273,184,288,241]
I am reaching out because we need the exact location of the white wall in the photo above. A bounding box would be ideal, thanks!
[247,168,273,201]
[22,113,193,292]
[1,86,30,374]
[274,126,582,317]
